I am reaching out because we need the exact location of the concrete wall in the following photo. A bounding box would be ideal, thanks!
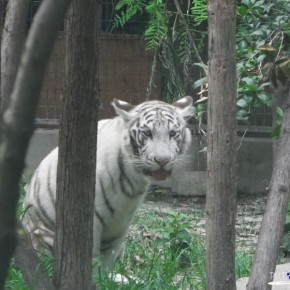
[25,129,59,172]
[237,137,272,193]
[25,129,273,195]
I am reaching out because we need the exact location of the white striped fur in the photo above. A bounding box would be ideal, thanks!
[23,96,194,269]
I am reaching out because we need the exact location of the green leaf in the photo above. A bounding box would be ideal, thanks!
[237,6,248,16]
[154,237,169,249]
[193,63,208,70]
[257,93,270,105]
[241,77,255,87]
[276,107,284,118]
[258,82,271,89]
[272,124,281,139]
[251,30,265,36]
[237,109,249,121]
[256,54,266,63]
[192,77,207,89]
[237,99,248,108]
[176,230,192,243]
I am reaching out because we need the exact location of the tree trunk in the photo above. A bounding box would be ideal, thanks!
[0,1,55,289]
[0,0,5,99]
[247,94,290,289]
[271,82,290,161]
[53,1,100,289]
[206,1,237,290]
[1,0,30,115]
[0,0,72,288]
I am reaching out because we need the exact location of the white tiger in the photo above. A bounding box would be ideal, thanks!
[23,96,193,270]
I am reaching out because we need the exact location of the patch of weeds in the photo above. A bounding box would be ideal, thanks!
[7,193,258,289]
[18,175,31,218]
[5,260,29,290]
[113,210,207,290]
[153,211,199,268]
[5,254,54,290]
[235,251,254,279]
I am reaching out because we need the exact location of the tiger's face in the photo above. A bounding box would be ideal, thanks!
[112,96,194,181]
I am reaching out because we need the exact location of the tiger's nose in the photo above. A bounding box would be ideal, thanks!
[154,156,170,167]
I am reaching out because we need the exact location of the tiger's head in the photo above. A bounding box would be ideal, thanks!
[112,96,194,181]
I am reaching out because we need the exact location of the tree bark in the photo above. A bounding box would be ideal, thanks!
[53,1,100,289]
[0,0,5,99]
[0,1,55,289]
[0,1,8,95]
[0,0,72,288]
[1,0,30,115]
[206,1,237,290]
[271,82,290,161]
[247,94,290,289]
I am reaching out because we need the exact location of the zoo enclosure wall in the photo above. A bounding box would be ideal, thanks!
[3,0,273,194]
[36,32,160,127]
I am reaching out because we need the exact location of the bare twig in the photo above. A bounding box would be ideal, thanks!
[237,127,248,151]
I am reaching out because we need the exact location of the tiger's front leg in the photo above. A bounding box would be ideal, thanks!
[92,222,130,284]
[92,220,123,266]
[100,237,125,268]
[100,242,131,285]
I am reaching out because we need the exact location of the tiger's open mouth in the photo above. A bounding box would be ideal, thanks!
[144,169,172,181]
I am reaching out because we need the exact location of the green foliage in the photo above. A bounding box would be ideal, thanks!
[191,0,207,26]
[6,205,257,290]
[5,260,29,290]
[120,210,207,289]
[114,0,207,102]
[153,211,200,268]
[114,0,145,28]
[17,176,30,218]
[114,0,290,131]
[6,183,254,289]
[236,0,290,125]
[235,252,253,279]
[193,103,207,121]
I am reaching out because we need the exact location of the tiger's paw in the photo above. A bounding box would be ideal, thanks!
[112,273,142,285]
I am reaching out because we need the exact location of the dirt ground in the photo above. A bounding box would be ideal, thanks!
[141,191,268,253]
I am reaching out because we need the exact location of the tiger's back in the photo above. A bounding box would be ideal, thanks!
[23,96,194,268]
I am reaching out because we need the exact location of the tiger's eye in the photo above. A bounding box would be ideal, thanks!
[143,130,152,138]
[169,130,177,137]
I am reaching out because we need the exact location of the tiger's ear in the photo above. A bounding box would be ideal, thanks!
[173,96,195,119]
[111,99,136,121]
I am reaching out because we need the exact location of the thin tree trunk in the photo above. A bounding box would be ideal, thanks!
[1,0,30,115]
[0,1,55,289]
[0,0,5,99]
[206,1,237,290]
[53,0,100,289]
[271,83,290,161]
[0,0,72,288]
[247,94,290,289]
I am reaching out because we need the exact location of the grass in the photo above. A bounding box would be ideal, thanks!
[5,200,255,290]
